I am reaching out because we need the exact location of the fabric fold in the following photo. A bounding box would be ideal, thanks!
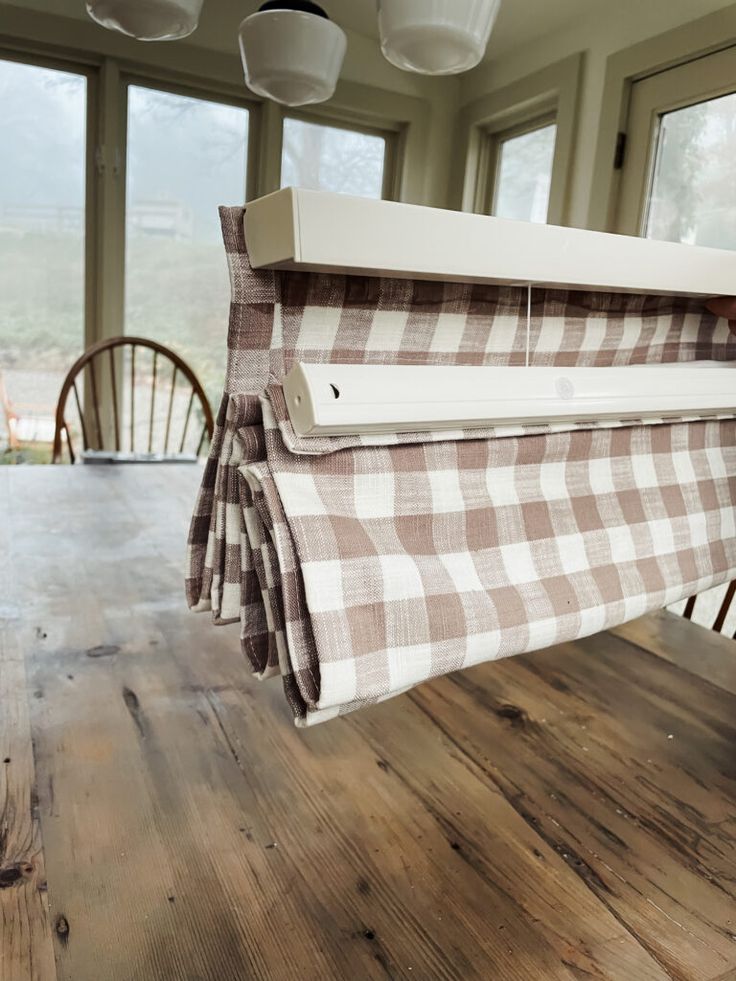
[187,206,736,726]
[240,398,736,725]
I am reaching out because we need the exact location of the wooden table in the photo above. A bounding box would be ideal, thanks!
[2,465,736,981]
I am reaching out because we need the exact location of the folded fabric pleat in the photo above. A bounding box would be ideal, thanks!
[243,401,736,725]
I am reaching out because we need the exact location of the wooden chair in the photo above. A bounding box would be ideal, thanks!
[52,336,214,464]
[681,583,736,639]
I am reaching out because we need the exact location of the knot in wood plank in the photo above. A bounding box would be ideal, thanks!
[495,703,527,724]
[55,915,70,944]
[0,864,25,888]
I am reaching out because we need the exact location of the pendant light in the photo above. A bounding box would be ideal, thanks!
[86,0,204,40]
[239,1,347,107]
[377,0,501,75]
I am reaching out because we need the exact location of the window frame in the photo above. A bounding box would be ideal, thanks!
[279,106,399,201]
[0,46,104,445]
[0,45,99,354]
[118,74,259,414]
[121,72,261,207]
[0,28,419,397]
[0,42,263,358]
[478,111,558,220]
[453,53,582,227]
[613,44,736,239]
[0,24,420,457]
[116,73,260,353]
[588,6,736,233]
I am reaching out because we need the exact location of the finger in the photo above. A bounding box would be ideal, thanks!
[705,296,736,319]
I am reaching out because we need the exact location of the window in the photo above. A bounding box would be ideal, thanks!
[0,56,87,449]
[125,84,250,406]
[616,45,736,249]
[645,94,736,249]
[0,47,409,461]
[281,116,389,198]
[490,121,557,224]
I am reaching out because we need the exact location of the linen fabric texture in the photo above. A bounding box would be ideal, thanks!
[187,206,736,726]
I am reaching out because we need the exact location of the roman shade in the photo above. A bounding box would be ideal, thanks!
[187,205,736,726]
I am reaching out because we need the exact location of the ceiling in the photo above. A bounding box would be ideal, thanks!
[4,0,617,61]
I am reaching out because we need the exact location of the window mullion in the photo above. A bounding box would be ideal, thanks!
[86,58,126,448]
[92,57,126,348]
[258,100,285,197]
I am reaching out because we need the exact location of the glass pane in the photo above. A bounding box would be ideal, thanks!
[492,123,557,223]
[0,59,87,461]
[646,92,736,250]
[281,117,386,198]
[125,86,249,411]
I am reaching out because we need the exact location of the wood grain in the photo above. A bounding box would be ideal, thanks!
[612,609,736,697]
[4,465,736,981]
[408,634,736,981]
[0,469,57,981]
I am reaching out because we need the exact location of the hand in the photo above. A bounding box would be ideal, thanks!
[706,297,736,335]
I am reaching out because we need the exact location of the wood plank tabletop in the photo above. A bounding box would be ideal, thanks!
[2,465,735,981]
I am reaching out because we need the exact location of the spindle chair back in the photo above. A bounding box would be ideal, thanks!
[52,336,214,464]
[681,583,736,639]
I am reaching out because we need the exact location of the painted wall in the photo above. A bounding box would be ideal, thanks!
[458,0,736,228]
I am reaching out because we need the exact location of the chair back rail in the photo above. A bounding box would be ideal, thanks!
[52,336,214,464]
[682,581,736,640]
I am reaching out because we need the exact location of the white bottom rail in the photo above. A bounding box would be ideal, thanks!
[282,362,736,437]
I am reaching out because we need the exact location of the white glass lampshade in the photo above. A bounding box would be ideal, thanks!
[377,0,501,75]
[239,2,347,107]
[86,0,203,40]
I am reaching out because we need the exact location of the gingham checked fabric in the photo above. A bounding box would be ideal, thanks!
[187,206,736,726]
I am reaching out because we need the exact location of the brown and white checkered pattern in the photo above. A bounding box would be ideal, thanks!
[187,205,736,726]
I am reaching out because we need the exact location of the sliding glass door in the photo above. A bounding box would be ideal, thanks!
[0,56,88,449]
[0,48,404,460]
[124,83,250,406]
